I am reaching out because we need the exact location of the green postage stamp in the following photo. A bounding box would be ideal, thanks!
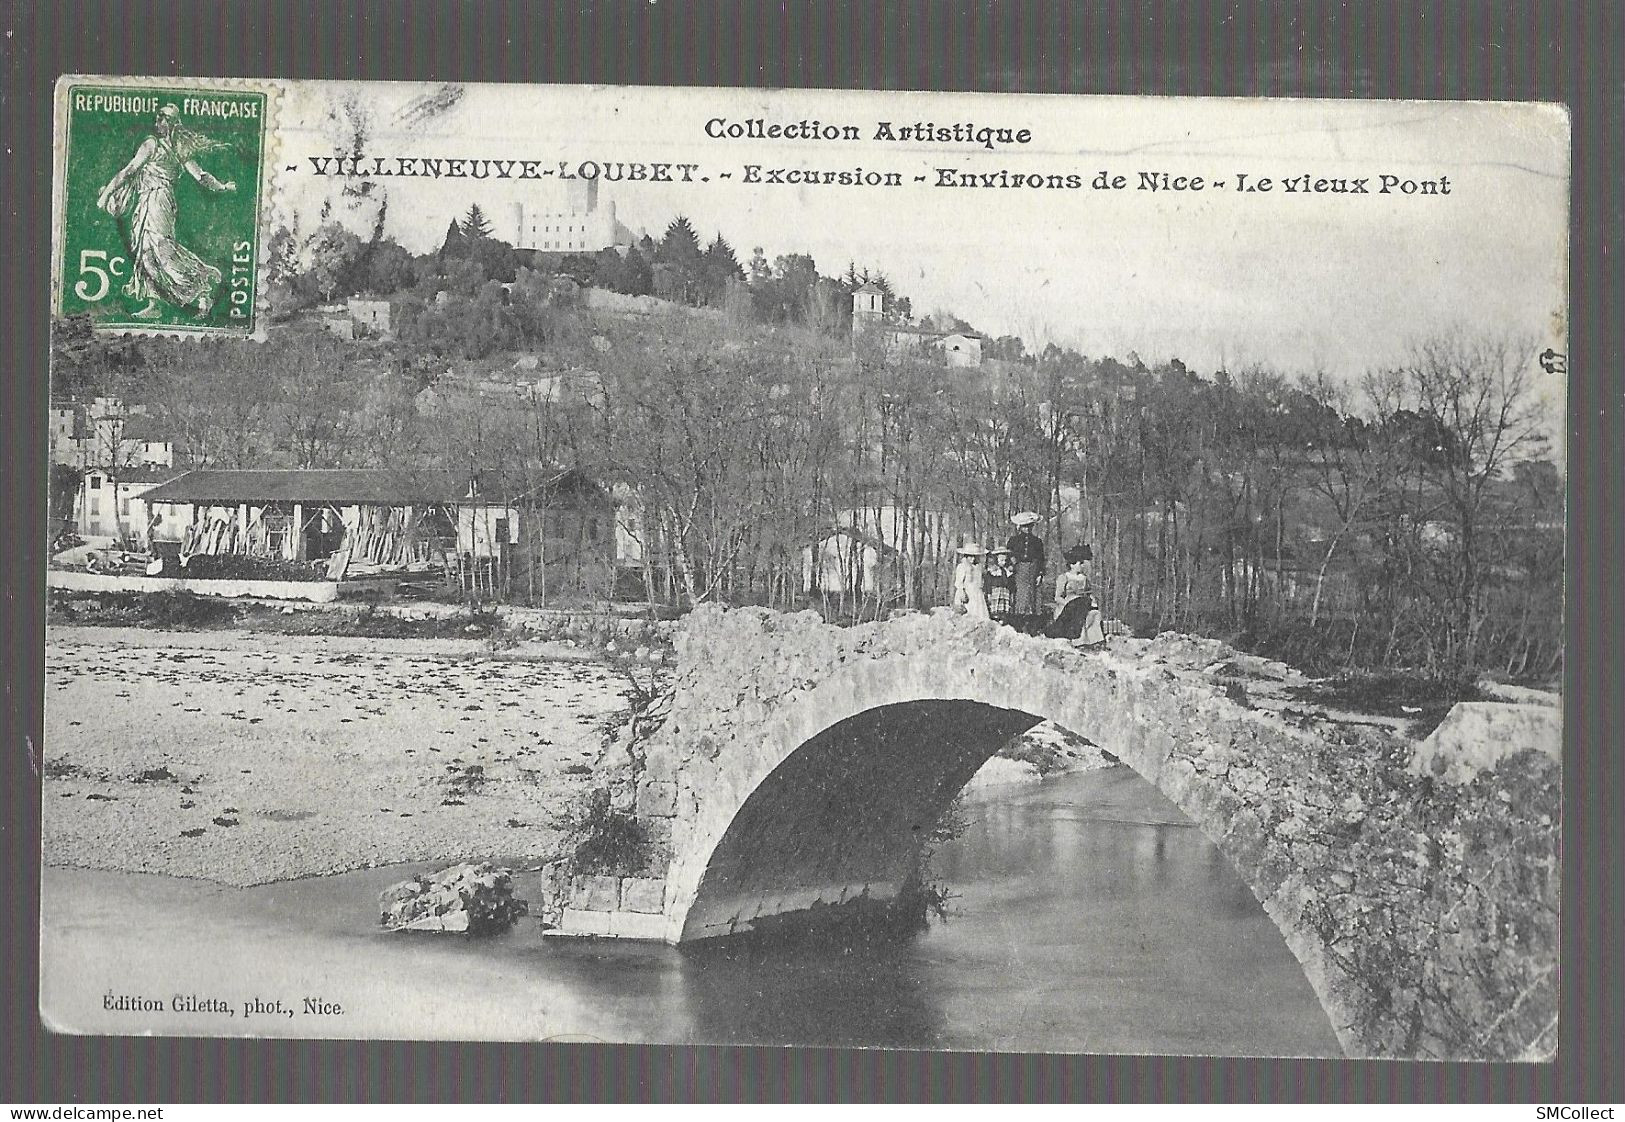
[54,80,274,337]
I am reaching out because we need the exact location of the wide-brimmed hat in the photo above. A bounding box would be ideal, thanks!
[989,545,1013,556]
[1011,511,1041,527]
[1063,543,1094,564]
[956,541,988,556]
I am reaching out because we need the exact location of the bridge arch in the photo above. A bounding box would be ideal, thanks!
[677,697,1043,942]
[564,605,1560,1060]
[642,608,1358,1051]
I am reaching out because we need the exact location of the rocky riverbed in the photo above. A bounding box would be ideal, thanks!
[42,623,1109,889]
[42,626,644,885]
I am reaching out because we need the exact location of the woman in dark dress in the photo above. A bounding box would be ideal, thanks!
[1044,543,1101,642]
[1006,511,1046,633]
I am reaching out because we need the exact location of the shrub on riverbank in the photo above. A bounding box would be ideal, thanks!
[49,590,241,629]
[257,602,508,641]
[169,554,329,582]
[570,788,650,875]
[49,590,514,643]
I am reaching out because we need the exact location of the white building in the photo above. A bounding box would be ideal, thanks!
[347,297,393,338]
[850,288,984,367]
[72,467,182,545]
[838,503,957,566]
[512,178,633,254]
[802,528,898,596]
[50,398,174,469]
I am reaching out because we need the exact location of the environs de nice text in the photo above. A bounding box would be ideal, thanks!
[301,156,1453,197]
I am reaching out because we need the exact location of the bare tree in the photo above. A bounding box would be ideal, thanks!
[1296,370,1393,627]
[1389,334,1550,674]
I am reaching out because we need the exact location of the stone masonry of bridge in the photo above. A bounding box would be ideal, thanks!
[555,605,1560,1061]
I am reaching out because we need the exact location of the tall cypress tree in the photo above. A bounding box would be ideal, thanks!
[657,216,703,268]
[461,204,494,240]
[439,219,467,263]
[701,234,744,304]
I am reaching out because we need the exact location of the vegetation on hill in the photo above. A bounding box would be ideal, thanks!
[52,206,1563,685]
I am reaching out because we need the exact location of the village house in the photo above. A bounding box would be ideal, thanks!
[71,466,184,545]
[310,296,396,342]
[136,467,615,595]
[49,402,78,464]
[836,502,958,569]
[50,397,174,469]
[414,358,607,417]
[347,297,393,339]
[313,305,357,341]
[801,526,900,598]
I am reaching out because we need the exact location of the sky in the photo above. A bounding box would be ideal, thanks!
[274,81,1569,446]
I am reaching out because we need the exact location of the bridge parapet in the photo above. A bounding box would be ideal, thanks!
[555,604,1560,1060]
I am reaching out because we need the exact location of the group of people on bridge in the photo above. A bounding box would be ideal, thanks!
[951,511,1106,646]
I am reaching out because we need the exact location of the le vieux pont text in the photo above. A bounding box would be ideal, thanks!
[299,116,1451,196]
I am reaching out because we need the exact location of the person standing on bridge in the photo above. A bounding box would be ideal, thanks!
[951,541,991,620]
[1006,512,1046,633]
[984,545,1015,624]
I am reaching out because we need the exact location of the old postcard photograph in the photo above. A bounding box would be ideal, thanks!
[40,78,1566,1060]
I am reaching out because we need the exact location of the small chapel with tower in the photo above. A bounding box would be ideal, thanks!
[850,284,983,368]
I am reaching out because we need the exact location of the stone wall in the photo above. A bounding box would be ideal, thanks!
[47,570,339,603]
[559,604,1560,1061]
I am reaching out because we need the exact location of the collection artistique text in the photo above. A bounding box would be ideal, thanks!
[704,118,1033,150]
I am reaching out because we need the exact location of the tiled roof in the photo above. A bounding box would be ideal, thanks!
[118,415,170,441]
[885,324,984,339]
[84,466,185,485]
[810,526,900,554]
[140,468,605,506]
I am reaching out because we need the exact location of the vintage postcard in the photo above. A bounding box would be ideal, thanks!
[42,78,1567,1060]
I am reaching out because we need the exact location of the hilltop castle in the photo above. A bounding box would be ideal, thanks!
[512,177,633,254]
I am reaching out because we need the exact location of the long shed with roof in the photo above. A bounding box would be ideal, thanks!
[138,467,614,590]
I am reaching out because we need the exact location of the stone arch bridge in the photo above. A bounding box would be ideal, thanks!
[555,605,1560,1060]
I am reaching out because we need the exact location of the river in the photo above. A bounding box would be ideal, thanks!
[41,765,1341,1056]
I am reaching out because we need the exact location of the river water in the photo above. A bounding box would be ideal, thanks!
[42,765,1341,1055]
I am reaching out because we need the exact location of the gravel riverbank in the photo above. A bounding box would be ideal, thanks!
[43,625,646,885]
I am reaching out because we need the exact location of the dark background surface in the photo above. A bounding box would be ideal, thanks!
[3,0,1619,1103]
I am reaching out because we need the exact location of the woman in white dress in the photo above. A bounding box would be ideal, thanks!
[951,542,990,620]
[96,105,237,319]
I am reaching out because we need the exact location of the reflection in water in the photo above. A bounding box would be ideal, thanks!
[679,929,948,1047]
[542,764,1341,1055]
[45,764,1342,1055]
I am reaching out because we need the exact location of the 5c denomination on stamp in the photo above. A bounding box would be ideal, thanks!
[55,81,271,336]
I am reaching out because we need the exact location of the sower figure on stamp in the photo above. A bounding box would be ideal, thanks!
[96,104,237,319]
[1006,511,1046,633]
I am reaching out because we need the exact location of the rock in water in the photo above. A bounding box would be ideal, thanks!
[378,862,529,935]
